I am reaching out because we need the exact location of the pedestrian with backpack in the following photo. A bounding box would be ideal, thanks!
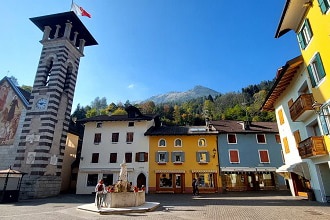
[95,179,106,209]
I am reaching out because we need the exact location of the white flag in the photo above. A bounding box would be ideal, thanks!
[71,3,91,18]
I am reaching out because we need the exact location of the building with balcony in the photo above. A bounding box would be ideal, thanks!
[272,0,330,202]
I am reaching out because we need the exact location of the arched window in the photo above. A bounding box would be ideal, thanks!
[198,138,206,147]
[174,139,182,147]
[158,139,166,147]
[64,63,73,91]
[44,58,54,86]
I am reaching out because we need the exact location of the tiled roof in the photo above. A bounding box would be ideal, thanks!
[145,126,218,136]
[211,120,278,133]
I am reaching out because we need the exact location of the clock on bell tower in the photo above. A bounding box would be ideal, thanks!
[14,11,97,199]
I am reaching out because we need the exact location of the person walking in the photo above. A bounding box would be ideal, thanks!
[192,178,197,195]
[95,179,106,209]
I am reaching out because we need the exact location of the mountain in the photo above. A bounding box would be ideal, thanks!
[143,85,221,104]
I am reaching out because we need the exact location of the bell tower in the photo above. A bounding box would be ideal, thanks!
[13,12,97,199]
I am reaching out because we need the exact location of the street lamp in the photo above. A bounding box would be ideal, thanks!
[212,148,217,158]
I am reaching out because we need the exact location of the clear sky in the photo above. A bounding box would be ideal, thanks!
[1,0,300,110]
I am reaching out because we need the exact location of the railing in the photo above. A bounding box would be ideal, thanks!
[289,94,314,121]
[298,136,327,159]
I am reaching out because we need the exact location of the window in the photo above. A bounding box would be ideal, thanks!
[297,19,313,50]
[91,153,99,163]
[126,132,134,143]
[94,133,101,144]
[320,104,330,135]
[293,130,301,147]
[110,153,117,163]
[156,151,169,163]
[171,152,185,163]
[278,109,285,125]
[96,122,102,128]
[318,0,330,14]
[87,174,98,186]
[128,122,134,127]
[256,134,266,144]
[158,139,166,147]
[112,133,119,143]
[174,139,182,147]
[275,134,281,144]
[283,137,290,154]
[307,53,326,87]
[159,173,172,188]
[258,150,270,163]
[103,174,114,186]
[125,152,132,163]
[227,134,237,144]
[196,151,210,163]
[135,152,148,162]
[198,138,206,146]
[193,173,215,188]
[229,150,239,163]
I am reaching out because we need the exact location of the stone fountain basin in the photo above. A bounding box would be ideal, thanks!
[104,191,145,208]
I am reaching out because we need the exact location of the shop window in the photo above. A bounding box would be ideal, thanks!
[159,173,172,188]
[193,173,214,188]
[87,174,98,186]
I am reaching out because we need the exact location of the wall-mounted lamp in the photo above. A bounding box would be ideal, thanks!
[312,101,330,116]
[212,148,217,158]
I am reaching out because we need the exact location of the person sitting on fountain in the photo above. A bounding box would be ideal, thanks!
[95,179,106,209]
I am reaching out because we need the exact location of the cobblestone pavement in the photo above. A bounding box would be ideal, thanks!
[0,191,329,220]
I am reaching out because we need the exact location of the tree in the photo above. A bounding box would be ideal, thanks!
[20,85,32,93]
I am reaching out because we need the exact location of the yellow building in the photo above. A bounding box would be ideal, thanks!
[274,0,330,202]
[145,125,221,194]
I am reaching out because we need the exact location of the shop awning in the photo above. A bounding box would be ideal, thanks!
[155,170,185,173]
[276,162,310,180]
[191,170,218,173]
[221,167,257,172]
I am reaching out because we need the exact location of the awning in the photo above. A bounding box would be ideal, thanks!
[191,170,218,173]
[221,167,257,172]
[276,162,310,180]
[155,170,185,174]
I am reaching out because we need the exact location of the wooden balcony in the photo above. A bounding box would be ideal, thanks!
[298,136,328,159]
[289,94,314,122]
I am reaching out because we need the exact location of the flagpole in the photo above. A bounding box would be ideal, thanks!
[70,0,73,11]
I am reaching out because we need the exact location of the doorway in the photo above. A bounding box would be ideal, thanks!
[137,173,146,189]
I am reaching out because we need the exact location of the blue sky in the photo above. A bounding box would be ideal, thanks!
[1,0,300,109]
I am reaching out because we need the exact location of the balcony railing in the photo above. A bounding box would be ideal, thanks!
[298,136,328,159]
[289,94,314,122]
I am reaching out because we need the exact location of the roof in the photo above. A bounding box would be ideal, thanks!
[261,55,303,111]
[211,120,279,133]
[0,77,29,108]
[275,0,312,38]
[145,126,218,136]
[30,11,97,47]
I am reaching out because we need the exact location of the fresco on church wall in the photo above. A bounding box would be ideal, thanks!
[0,81,23,145]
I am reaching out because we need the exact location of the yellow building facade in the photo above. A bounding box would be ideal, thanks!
[145,126,221,194]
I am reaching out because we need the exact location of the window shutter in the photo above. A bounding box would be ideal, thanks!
[165,152,169,162]
[297,31,306,49]
[315,53,326,79]
[135,153,139,162]
[196,152,200,162]
[278,109,285,125]
[171,152,175,162]
[305,19,313,38]
[293,130,301,147]
[259,150,269,163]
[229,150,239,163]
[181,152,185,162]
[283,137,290,154]
[155,152,159,162]
[318,0,328,14]
[206,152,210,162]
[144,152,148,162]
[307,65,316,87]
[319,115,330,135]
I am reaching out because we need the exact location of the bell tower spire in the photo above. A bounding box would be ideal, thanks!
[14,11,97,199]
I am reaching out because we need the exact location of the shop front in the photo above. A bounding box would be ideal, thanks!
[221,167,277,191]
[155,170,185,193]
[191,170,218,193]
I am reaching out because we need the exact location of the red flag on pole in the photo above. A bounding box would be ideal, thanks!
[71,3,91,18]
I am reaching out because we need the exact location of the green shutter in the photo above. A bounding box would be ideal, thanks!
[305,19,313,39]
[319,114,329,135]
[315,53,326,79]
[297,32,306,49]
[307,64,316,87]
[318,0,328,14]
[181,152,185,162]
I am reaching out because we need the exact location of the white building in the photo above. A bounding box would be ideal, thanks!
[76,106,159,194]
[262,56,329,202]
